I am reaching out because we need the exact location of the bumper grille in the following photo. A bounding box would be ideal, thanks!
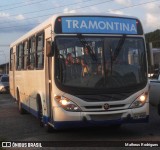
[85,104,125,110]
[90,113,122,121]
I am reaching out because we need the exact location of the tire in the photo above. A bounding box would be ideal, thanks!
[45,123,54,133]
[17,91,26,114]
[37,96,44,127]
[157,104,160,115]
[38,104,54,132]
[5,86,9,94]
[37,95,55,132]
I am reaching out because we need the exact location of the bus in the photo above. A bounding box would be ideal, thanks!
[9,13,149,131]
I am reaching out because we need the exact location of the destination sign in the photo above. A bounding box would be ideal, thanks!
[61,17,138,34]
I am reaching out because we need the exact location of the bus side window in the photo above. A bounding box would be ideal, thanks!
[36,32,44,69]
[16,46,18,70]
[24,40,29,70]
[20,43,24,69]
[10,48,13,71]
[29,36,36,70]
[16,43,24,70]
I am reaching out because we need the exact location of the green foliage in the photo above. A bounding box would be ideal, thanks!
[145,29,160,48]
[145,29,160,72]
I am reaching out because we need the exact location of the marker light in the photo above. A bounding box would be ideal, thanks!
[129,92,148,109]
[55,96,81,112]
[58,18,61,22]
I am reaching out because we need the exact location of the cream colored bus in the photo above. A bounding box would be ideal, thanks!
[9,13,149,131]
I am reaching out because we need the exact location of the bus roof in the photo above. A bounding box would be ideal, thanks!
[10,13,141,47]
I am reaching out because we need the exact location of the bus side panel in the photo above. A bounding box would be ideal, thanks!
[15,71,27,106]
[28,70,46,117]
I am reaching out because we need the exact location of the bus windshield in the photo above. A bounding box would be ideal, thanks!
[55,36,147,91]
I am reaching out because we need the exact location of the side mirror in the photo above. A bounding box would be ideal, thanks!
[46,41,54,57]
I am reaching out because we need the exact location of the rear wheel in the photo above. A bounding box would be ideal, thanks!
[37,97,44,127]
[17,90,26,114]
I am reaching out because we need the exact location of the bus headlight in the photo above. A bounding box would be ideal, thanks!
[129,93,148,109]
[55,96,81,112]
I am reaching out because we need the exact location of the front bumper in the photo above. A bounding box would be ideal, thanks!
[53,115,149,129]
[50,102,149,129]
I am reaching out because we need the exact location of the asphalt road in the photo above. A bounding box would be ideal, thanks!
[0,94,160,149]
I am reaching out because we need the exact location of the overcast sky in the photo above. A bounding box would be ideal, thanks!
[0,0,160,64]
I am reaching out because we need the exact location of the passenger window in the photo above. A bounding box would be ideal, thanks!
[36,33,44,69]
[24,40,29,70]
[16,43,24,70]
[29,36,36,69]
[10,48,14,71]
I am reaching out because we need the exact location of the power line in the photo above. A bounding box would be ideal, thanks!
[1,0,159,31]
[0,0,113,27]
[0,0,48,12]
[0,0,38,8]
[108,0,160,12]
[2,0,93,20]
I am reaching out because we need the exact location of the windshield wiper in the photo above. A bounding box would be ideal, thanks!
[110,35,126,75]
[77,34,97,61]
[113,34,126,61]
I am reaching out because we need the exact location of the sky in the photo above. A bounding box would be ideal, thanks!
[0,0,160,64]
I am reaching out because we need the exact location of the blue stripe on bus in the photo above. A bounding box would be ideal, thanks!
[53,116,149,129]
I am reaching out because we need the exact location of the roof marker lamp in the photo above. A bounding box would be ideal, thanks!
[55,96,81,112]
[129,93,148,109]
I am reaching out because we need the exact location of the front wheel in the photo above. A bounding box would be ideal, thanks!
[38,108,55,132]
[44,123,55,133]
[37,96,56,132]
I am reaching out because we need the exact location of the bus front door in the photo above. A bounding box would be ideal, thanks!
[46,38,53,123]
[12,52,16,98]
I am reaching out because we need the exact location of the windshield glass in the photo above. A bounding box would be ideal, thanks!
[55,36,147,90]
